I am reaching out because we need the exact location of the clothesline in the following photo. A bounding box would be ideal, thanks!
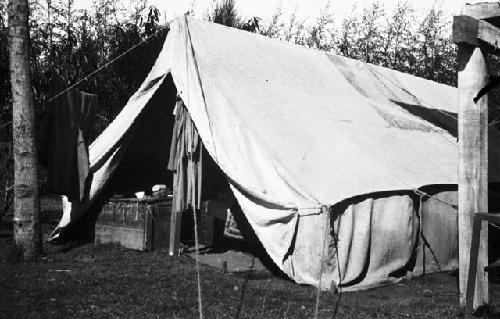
[0,25,167,132]
[46,27,165,104]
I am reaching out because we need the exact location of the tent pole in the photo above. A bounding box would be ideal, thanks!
[169,184,182,256]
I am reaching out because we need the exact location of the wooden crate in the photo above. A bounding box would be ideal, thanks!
[95,197,173,251]
[199,200,231,246]
[151,200,173,249]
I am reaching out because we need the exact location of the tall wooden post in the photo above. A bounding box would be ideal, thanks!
[453,2,500,309]
[8,0,42,260]
[453,0,500,310]
[457,44,489,309]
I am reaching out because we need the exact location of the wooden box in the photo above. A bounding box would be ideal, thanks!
[95,197,173,251]
[199,200,231,246]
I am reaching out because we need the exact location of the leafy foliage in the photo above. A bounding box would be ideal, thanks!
[210,0,240,28]
[259,1,457,87]
[355,1,385,64]
[1,0,168,213]
[208,0,261,32]
[26,0,168,138]
[414,6,456,85]
[307,2,336,51]
[380,1,415,71]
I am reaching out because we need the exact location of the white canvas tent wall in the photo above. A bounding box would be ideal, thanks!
[49,16,500,291]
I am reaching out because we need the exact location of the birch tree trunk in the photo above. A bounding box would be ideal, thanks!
[8,0,42,260]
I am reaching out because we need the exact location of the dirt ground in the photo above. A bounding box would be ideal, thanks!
[1,198,500,318]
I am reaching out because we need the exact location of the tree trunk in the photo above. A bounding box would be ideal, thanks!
[8,0,42,260]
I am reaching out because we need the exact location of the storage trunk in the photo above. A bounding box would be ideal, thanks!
[95,197,173,251]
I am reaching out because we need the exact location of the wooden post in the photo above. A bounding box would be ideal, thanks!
[453,1,500,310]
[169,209,182,255]
[457,44,489,309]
[169,180,181,255]
[7,0,42,260]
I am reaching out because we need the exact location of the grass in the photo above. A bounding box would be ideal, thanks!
[0,240,473,319]
[0,197,496,318]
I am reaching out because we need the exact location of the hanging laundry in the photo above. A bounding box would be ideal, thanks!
[168,97,203,214]
[42,76,97,201]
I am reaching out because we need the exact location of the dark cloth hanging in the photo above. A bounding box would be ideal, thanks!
[42,76,97,201]
[75,92,97,200]
[168,98,202,213]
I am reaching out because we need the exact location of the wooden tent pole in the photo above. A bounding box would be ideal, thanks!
[457,43,489,309]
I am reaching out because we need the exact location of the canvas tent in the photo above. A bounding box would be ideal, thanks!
[49,16,500,291]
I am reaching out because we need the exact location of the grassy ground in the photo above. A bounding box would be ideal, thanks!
[0,197,496,318]
[0,240,473,319]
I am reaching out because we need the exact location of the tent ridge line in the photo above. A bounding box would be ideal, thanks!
[183,15,219,163]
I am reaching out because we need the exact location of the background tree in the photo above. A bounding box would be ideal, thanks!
[355,1,385,64]
[209,0,261,33]
[260,4,283,39]
[28,0,168,136]
[307,2,336,51]
[338,7,358,58]
[0,0,13,223]
[414,6,456,85]
[381,0,414,71]
[282,8,307,45]
[209,0,241,28]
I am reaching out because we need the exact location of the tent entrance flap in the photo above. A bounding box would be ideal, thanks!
[48,74,177,242]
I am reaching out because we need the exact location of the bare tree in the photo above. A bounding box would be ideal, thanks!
[8,0,42,260]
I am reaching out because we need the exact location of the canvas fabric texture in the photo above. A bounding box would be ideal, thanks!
[413,191,459,274]
[49,17,500,290]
